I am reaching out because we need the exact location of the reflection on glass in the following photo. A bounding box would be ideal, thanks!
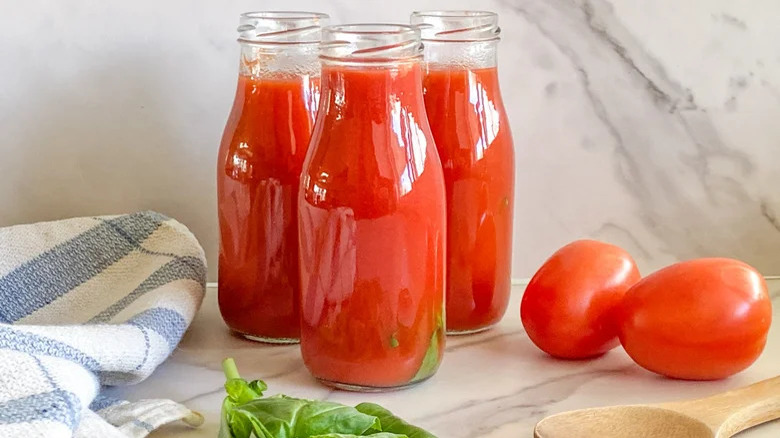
[391,99,429,196]
[468,71,500,160]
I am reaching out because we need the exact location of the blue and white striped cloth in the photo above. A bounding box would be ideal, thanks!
[0,212,207,437]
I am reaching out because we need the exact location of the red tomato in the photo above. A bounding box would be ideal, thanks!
[618,258,772,380]
[521,240,641,359]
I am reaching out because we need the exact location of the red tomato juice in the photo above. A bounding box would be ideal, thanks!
[299,62,446,388]
[423,67,515,333]
[217,74,319,340]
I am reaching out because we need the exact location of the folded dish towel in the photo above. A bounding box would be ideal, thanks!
[0,211,207,438]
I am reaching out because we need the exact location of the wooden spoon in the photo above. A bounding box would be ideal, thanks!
[534,376,780,438]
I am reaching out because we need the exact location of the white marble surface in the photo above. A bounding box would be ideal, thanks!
[2,1,780,281]
[109,282,780,437]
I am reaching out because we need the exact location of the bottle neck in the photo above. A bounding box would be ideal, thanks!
[320,59,425,104]
[238,42,321,79]
[421,40,497,70]
[317,24,427,112]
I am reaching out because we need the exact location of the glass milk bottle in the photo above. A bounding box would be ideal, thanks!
[412,11,515,334]
[298,24,446,390]
[217,12,328,343]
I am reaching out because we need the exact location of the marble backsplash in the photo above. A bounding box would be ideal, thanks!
[1,0,778,280]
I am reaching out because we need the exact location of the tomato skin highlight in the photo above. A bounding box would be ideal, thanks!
[521,240,641,359]
[618,258,772,380]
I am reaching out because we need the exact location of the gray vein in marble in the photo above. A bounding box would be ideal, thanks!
[413,366,634,438]
[498,0,779,273]
[730,76,749,90]
[179,386,224,405]
[760,201,780,234]
[580,0,755,197]
[725,75,752,111]
[498,0,654,254]
[725,97,738,112]
[580,1,695,112]
[716,13,748,31]
[678,112,753,200]
[499,1,643,200]
[592,222,652,259]
[544,81,558,96]
[446,329,525,352]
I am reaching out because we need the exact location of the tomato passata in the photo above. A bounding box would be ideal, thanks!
[618,258,772,380]
[521,240,641,359]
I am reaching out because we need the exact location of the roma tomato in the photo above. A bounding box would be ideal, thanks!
[521,240,641,359]
[618,258,772,380]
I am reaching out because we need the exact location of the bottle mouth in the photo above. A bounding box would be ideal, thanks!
[238,11,330,45]
[320,24,423,63]
[410,10,500,42]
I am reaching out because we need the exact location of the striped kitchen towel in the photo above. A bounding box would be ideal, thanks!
[0,211,207,438]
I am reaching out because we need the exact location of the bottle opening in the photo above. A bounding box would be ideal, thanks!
[320,24,423,63]
[410,10,500,42]
[238,11,329,44]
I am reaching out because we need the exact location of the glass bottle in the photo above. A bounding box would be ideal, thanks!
[411,11,515,334]
[298,24,446,390]
[217,11,328,343]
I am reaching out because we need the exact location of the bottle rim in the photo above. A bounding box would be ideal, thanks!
[410,10,501,42]
[320,23,423,64]
[325,23,419,35]
[237,11,329,45]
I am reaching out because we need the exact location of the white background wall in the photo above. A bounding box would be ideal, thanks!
[2,0,780,281]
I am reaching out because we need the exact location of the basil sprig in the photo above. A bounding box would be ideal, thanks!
[219,358,437,438]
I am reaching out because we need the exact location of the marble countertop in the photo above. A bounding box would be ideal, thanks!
[111,282,780,437]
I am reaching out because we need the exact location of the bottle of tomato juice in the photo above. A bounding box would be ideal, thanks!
[412,11,516,334]
[298,24,447,391]
[217,12,328,343]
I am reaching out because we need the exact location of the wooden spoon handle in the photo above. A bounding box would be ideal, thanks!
[667,376,780,437]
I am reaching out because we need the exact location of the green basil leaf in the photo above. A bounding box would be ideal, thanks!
[293,399,382,437]
[222,359,266,405]
[412,313,444,381]
[310,434,408,438]
[355,403,437,438]
[218,420,234,438]
[221,397,257,438]
[230,408,265,438]
[230,395,381,438]
[230,396,308,438]
[219,398,236,438]
[249,379,269,395]
[221,358,410,438]
[225,378,266,405]
[233,407,278,438]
